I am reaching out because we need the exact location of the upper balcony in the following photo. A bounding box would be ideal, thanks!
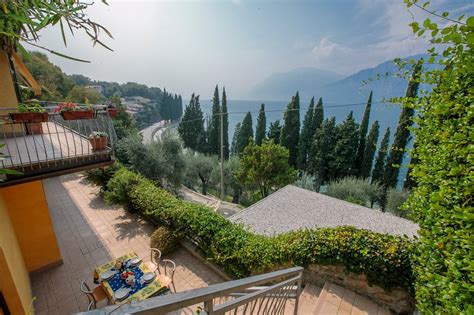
[0,106,117,187]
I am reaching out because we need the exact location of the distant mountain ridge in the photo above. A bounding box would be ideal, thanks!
[250,54,428,104]
[251,67,343,101]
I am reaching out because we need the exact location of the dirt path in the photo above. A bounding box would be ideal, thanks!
[180,186,241,218]
[140,122,242,218]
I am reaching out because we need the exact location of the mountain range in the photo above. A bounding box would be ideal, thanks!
[249,54,428,134]
[250,54,427,104]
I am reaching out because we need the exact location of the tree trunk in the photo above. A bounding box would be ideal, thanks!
[314,175,322,193]
[232,188,240,204]
[201,181,207,195]
[380,188,388,212]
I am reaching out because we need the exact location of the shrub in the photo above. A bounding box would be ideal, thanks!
[104,168,415,292]
[325,177,382,208]
[386,188,410,217]
[85,163,123,191]
[293,173,316,191]
[150,226,183,255]
[103,168,143,211]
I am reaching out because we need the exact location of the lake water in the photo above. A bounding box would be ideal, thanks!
[198,99,402,142]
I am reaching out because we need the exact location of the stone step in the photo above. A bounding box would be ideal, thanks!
[297,283,322,314]
[312,281,391,315]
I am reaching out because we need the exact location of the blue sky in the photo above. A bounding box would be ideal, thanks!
[36,0,473,99]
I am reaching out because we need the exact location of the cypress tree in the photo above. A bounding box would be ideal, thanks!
[312,97,324,132]
[354,91,373,175]
[178,95,183,118]
[384,61,422,188]
[222,87,229,159]
[330,111,359,179]
[280,92,300,167]
[159,88,170,120]
[372,127,390,184]
[297,97,315,171]
[178,94,206,152]
[360,121,380,178]
[208,85,220,155]
[255,103,266,145]
[235,111,253,154]
[404,158,416,190]
[310,117,337,191]
[204,113,212,154]
[267,120,282,144]
[231,123,241,156]
[404,141,419,190]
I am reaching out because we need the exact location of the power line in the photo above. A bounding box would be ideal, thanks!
[175,100,393,126]
[24,98,397,128]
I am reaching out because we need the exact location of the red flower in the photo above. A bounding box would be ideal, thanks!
[54,102,78,113]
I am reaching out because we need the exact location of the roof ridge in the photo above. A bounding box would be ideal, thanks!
[228,185,293,220]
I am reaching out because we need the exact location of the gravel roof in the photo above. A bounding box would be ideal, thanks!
[230,185,419,238]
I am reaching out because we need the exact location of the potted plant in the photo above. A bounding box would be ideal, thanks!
[10,103,48,123]
[55,102,93,120]
[89,131,108,151]
[10,103,48,135]
[106,103,119,118]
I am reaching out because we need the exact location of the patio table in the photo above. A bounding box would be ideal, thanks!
[94,251,166,304]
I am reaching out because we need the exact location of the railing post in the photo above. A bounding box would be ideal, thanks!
[204,299,214,315]
[294,270,303,315]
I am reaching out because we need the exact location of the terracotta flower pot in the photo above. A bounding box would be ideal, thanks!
[10,112,48,123]
[107,108,118,118]
[89,136,108,151]
[26,123,43,135]
[61,110,94,120]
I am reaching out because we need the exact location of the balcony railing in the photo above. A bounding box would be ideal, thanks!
[78,266,304,315]
[0,107,117,186]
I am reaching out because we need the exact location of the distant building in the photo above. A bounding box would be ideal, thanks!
[84,84,104,95]
[230,185,419,237]
[121,96,150,117]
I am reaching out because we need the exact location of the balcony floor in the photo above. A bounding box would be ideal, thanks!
[31,173,225,314]
[1,122,108,169]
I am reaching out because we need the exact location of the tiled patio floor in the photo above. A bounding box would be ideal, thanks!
[31,173,225,314]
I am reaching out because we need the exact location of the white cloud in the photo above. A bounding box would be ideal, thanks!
[309,1,430,74]
[311,37,352,58]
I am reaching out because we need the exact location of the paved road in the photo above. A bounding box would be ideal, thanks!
[139,120,167,144]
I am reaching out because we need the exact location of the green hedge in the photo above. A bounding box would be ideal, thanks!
[101,167,415,292]
[150,226,183,255]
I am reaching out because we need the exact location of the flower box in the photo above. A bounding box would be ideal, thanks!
[61,110,94,120]
[26,123,43,135]
[107,108,118,118]
[89,136,108,151]
[10,112,48,123]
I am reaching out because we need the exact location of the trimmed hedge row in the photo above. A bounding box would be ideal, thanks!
[97,167,415,292]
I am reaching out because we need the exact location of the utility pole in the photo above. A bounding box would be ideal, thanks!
[220,111,225,200]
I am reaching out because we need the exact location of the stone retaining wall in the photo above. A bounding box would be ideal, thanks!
[304,264,415,314]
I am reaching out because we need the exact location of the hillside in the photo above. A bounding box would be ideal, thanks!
[23,51,183,128]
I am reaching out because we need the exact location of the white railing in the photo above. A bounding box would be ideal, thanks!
[77,267,304,315]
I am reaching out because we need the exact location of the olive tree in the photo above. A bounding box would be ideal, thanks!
[325,177,383,208]
[185,152,217,195]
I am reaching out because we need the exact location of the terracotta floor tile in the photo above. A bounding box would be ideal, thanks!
[30,173,226,312]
